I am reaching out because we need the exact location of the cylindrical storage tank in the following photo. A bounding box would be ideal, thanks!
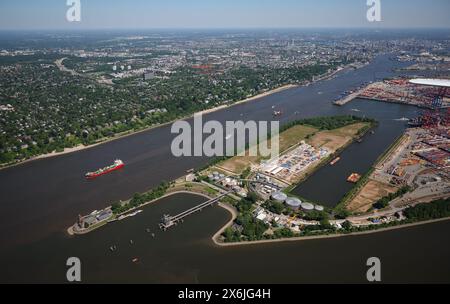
[271,192,288,203]
[208,175,214,180]
[301,202,315,212]
[315,205,325,212]
[285,197,302,210]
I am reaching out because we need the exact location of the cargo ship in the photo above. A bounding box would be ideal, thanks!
[85,159,124,179]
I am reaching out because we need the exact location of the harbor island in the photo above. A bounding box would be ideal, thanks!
[69,114,450,245]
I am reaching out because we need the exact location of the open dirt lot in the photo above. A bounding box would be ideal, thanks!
[346,179,399,213]
[307,123,368,152]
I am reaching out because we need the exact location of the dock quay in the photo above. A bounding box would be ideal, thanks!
[159,191,232,231]
[333,90,362,106]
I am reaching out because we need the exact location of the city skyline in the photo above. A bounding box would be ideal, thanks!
[1,0,450,30]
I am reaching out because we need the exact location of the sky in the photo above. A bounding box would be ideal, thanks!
[0,0,450,30]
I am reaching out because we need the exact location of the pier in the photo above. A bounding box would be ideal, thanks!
[159,191,232,230]
[333,91,361,106]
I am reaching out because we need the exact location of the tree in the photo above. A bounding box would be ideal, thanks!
[263,200,285,215]
[334,208,351,220]
[223,227,234,242]
[320,219,332,229]
[342,221,353,231]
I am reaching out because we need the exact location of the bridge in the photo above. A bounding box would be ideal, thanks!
[159,191,232,231]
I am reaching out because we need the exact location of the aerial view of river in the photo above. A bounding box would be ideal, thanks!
[1,54,449,283]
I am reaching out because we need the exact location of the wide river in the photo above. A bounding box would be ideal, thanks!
[1,55,449,283]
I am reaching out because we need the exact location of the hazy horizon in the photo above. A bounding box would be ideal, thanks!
[1,0,450,30]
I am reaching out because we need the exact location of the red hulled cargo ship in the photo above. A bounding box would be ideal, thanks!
[85,160,124,179]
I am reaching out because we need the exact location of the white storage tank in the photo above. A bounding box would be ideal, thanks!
[301,202,315,212]
[285,197,302,210]
[271,192,288,203]
[315,205,325,212]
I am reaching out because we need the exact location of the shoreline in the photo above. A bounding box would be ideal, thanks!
[68,189,215,236]
[211,215,450,247]
[0,84,297,171]
[1,59,365,171]
[212,202,239,244]
[67,182,450,247]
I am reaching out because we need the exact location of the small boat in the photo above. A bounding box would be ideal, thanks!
[132,258,139,263]
[347,173,362,183]
[118,210,143,221]
[330,157,341,166]
[273,110,283,117]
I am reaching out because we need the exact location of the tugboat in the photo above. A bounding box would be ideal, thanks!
[85,160,124,179]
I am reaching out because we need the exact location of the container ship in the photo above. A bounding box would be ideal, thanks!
[85,159,124,179]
